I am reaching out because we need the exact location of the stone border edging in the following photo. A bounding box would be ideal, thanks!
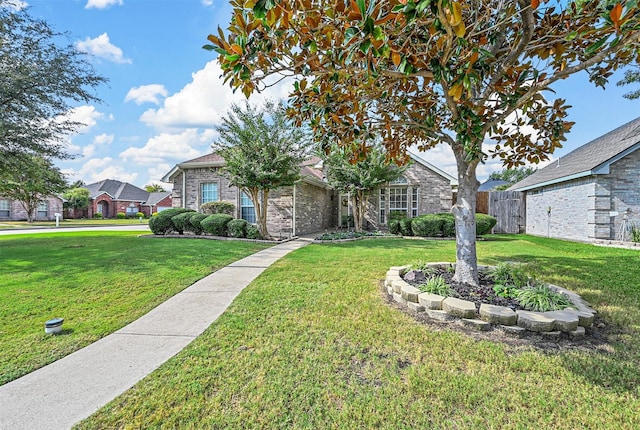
[385,263,597,337]
[141,233,298,244]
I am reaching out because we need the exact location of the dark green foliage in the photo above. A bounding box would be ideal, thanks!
[476,214,497,236]
[411,214,446,237]
[388,219,402,235]
[201,214,234,236]
[515,284,575,312]
[341,215,354,228]
[399,218,413,236]
[172,212,196,234]
[148,208,194,235]
[189,213,208,235]
[116,212,126,219]
[389,210,407,221]
[93,213,102,219]
[246,224,262,239]
[227,219,249,238]
[201,201,236,216]
[491,262,529,288]
[441,215,456,237]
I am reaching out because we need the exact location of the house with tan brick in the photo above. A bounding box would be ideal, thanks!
[0,195,63,221]
[163,152,457,236]
[511,116,640,242]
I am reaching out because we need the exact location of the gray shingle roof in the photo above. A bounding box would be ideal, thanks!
[146,192,171,206]
[85,180,164,204]
[510,116,640,191]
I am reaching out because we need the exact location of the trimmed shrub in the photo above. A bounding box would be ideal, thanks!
[389,210,407,221]
[388,219,402,235]
[136,212,145,219]
[341,215,354,228]
[201,201,235,216]
[246,224,262,240]
[227,219,249,238]
[189,213,208,235]
[411,214,445,237]
[93,213,102,219]
[201,213,234,236]
[116,212,126,219]
[172,212,196,234]
[399,218,413,236]
[476,213,497,236]
[149,208,194,235]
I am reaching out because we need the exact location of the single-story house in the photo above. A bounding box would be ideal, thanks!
[81,180,172,218]
[510,116,640,242]
[162,152,457,236]
[0,195,64,221]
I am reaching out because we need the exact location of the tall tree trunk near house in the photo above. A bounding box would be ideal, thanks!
[350,194,362,231]
[249,188,271,239]
[452,149,481,287]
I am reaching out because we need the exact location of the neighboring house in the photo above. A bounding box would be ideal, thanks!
[478,179,510,191]
[82,180,172,218]
[0,195,64,221]
[510,116,640,242]
[163,152,457,235]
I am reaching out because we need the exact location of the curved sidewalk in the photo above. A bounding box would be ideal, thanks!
[0,237,312,430]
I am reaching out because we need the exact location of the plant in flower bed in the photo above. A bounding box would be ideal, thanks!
[404,262,576,312]
[314,230,393,241]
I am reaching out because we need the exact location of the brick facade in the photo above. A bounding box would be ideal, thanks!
[0,196,64,221]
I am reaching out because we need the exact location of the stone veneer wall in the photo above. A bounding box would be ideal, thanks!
[525,177,612,241]
[603,149,640,237]
[0,197,63,221]
[294,183,337,235]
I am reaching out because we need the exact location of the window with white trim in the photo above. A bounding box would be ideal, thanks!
[379,188,386,224]
[389,187,408,214]
[37,201,48,218]
[201,182,219,204]
[0,200,9,218]
[411,187,419,218]
[240,191,256,223]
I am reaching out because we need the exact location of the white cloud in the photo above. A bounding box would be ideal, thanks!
[119,129,216,165]
[64,105,104,134]
[201,0,214,5]
[5,0,27,11]
[140,60,291,130]
[76,157,138,184]
[93,133,114,146]
[75,33,131,64]
[85,0,123,9]
[125,84,168,105]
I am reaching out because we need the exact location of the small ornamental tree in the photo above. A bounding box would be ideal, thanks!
[0,155,67,222]
[63,187,90,216]
[207,0,640,286]
[212,100,309,238]
[323,144,405,231]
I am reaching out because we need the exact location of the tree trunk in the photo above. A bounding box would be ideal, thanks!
[249,188,270,239]
[351,194,362,231]
[452,148,481,287]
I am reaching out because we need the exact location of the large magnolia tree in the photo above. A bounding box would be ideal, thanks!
[206,0,640,286]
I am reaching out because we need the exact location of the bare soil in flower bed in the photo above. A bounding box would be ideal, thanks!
[403,268,526,312]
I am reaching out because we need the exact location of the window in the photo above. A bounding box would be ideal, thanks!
[390,176,408,185]
[0,200,9,218]
[201,182,219,204]
[126,205,138,215]
[37,201,48,218]
[379,188,386,224]
[411,187,419,218]
[240,192,256,223]
[389,187,408,214]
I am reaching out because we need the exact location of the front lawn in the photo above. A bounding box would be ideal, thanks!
[78,236,640,429]
[0,231,271,385]
[0,218,149,229]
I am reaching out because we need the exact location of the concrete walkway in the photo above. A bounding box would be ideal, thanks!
[0,237,312,430]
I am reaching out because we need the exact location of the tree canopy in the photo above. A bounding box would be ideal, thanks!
[0,155,67,222]
[207,0,640,285]
[63,187,91,211]
[0,2,106,168]
[323,144,405,231]
[145,184,167,193]
[212,100,310,238]
[488,166,537,189]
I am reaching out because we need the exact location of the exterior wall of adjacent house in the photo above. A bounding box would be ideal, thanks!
[600,149,640,239]
[294,183,337,235]
[524,150,640,242]
[352,161,454,230]
[0,196,63,221]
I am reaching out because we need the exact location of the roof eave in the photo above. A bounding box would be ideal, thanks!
[512,170,595,192]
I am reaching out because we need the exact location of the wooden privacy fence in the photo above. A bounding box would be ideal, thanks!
[487,191,525,234]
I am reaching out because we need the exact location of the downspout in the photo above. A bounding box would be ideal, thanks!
[182,170,186,208]
[292,184,296,237]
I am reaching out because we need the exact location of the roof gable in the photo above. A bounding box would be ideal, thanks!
[511,116,640,191]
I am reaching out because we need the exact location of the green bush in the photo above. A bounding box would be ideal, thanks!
[341,215,354,228]
[93,213,102,219]
[441,214,456,237]
[631,225,640,243]
[515,284,575,312]
[201,213,234,236]
[491,262,529,288]
[388,219,402,235]
[389,210,407,221]
[399,218,413,236]
[411,214,445,237]
[116,212,126,219]
[418,275,453,297]
[227,219,249,238]
[172,212,196,234]
[201,201,235,216]
[476,213,497,235]
[136,212,145,219]
[189,213,208,235]
[246,224,262,240]
[148,208,194,235]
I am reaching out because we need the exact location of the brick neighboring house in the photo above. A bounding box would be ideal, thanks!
[0,195,63,221]
[82,180,172,218]
[162,152,457,235]
[511,116,640,242]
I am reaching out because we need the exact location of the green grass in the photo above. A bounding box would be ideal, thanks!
[0,218,149,229]
[76,235,640,429]
[0,231,271,385]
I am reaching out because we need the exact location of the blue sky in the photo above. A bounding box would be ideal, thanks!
[19,0,640,188]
